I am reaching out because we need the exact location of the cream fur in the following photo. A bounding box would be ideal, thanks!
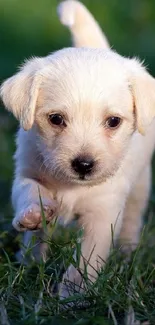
[1,1,155,298]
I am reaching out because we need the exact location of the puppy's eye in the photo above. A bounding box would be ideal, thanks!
[105,116,121,129]
[48,113,66,126]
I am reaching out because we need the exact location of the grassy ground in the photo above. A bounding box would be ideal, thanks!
[0,199,155,325]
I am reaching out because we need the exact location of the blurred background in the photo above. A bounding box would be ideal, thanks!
[1,0,155,230]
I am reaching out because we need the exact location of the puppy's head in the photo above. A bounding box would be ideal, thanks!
[1,48,155,185]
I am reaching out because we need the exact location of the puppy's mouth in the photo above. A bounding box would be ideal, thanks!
[60,170,100,185]
[71,172,104,186]
[79,174,87,181]
[78,176,99,185]
[51,169,112,186]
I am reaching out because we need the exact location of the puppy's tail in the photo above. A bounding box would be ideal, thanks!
[57,0,110,49]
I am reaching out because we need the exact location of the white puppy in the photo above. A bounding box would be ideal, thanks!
[1,0,155,297]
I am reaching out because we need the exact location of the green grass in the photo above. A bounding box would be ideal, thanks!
[0,205,155,325]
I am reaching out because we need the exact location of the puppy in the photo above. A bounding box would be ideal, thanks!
[1,0,155,297]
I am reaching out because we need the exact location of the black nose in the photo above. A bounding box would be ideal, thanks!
[71,156,94,176]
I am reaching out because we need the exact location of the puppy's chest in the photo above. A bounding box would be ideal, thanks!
[54,187,87,223]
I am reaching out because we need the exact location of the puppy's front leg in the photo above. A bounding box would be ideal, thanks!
[12,177,57,231]
[60,195,125,298]
[12,177,58,262]
[119,165,151,253]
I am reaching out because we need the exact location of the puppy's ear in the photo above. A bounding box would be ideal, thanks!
[127,59,155,135]
[0,57,43,130]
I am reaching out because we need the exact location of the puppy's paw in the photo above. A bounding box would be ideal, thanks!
[59,264,84,299]
[13,201,57,231]
[120,242,139,262]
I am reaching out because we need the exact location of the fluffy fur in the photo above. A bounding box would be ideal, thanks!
[1,0,155,297]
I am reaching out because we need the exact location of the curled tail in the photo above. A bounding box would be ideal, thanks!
[57,0,110,49]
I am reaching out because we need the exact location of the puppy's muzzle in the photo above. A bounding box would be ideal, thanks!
[71,155,94,178]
